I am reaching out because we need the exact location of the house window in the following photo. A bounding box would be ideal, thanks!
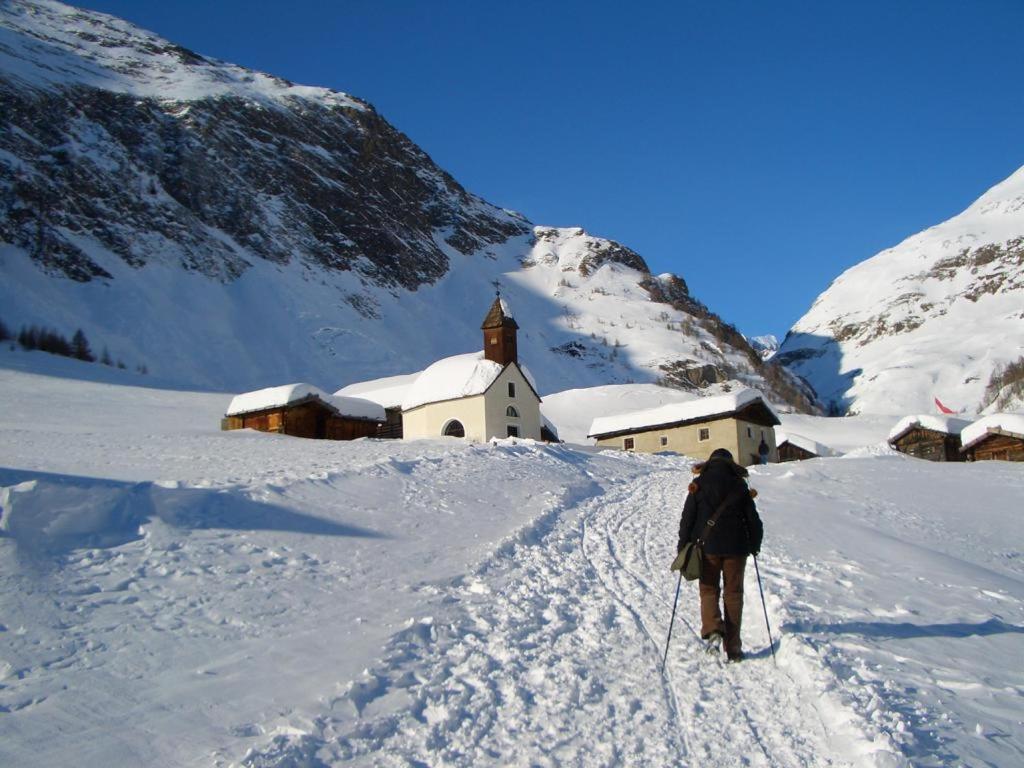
[507,425,520,438]
[506,405,519,418]
[761,430,766,440]
[660,436,668,447]
[508,382,516,398]
[624,437,635,450]
[747,426,752,438]
[699,428,710,441]
[490,337,498,345]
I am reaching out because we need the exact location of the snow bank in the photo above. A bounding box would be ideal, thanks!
[961,412,1024,449]
[401,352,504,411]
[0,478,145,553]
[226,383,384,421]
[588,388,776,437]
[887,414,972,442]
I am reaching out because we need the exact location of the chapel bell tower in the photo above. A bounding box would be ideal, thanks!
[481,291,519,366]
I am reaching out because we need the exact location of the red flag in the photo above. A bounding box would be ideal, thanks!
[934,397,955,414]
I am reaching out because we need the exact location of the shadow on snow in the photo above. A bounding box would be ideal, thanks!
[0,467,387,556]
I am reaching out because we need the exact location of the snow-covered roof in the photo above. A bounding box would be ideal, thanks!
[335,373,421,410]
[588,389,779,438]
[541,413,560,440]
[888,414,972,443]
[961,413,1024,450]
[775,429,832,457]
[226,384,385,421]
[401,352,505,411]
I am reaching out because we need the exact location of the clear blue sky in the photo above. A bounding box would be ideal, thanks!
[76,0,1024,340]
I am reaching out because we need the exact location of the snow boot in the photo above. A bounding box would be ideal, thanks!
[704,631,724,655]
[726,650,745,664]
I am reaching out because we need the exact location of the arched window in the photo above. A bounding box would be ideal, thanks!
[506,406,519,418]
[442,420,465,438]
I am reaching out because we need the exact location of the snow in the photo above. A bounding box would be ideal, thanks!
[0,0,365,109]
[335,372,421,410]
[588,388,777,438]
[775,429,833,457]
[961,413,1024,450]
[2,360,1024,767]
[400,351,504,411]
[542,383,699,445]
[226,383,384,421]
[779,413,902,456]
[887,414,973,443]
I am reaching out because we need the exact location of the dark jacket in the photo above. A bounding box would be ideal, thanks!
[677,457,763,556]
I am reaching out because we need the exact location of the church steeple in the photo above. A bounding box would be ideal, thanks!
[481,287,518,366]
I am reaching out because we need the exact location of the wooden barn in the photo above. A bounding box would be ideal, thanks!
[960,414,1024,462]
[775,430,830,462]
[887,415,970,462]
[223,384,385,440]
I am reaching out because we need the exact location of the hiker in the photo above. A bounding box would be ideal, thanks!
[758,438,770,464]
[677,448,763,662]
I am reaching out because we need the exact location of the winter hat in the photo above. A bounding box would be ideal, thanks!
[709,448,734,462]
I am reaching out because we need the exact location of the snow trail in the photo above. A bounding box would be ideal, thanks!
[247,465,901,767]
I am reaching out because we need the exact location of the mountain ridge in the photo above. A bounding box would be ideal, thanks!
[0,0,814,410]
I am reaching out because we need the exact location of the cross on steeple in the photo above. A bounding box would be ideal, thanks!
[491,279,501,297]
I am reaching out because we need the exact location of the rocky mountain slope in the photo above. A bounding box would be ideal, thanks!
[0,0,812,409]
[778,165,1024,415]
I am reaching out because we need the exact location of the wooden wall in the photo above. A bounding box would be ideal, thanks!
[222,403,380,441]
[892,428,964,462]
[778,442,815,462]
[969,433,1024,462]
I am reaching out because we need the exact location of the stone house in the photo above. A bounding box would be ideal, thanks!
[588,389,780,466]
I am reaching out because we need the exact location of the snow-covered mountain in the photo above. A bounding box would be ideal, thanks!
[777,166,1024,415]
[747,334,779,360]
[0,0,813,410]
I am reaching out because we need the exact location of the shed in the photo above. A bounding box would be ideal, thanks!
[887,415,971,462]
[960,414,1024,462]
[587,389,780,466]
[775,430,831,462]
[223,384,385,440]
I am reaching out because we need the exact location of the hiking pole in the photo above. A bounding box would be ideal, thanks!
[752,555,776,666]
[661,571,683,673]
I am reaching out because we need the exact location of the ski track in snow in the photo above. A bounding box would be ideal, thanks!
[246,468,904,768]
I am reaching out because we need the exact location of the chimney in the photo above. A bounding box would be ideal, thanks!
[481,294,519,366]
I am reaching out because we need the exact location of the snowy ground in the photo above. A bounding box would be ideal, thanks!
[2,353,1023,767]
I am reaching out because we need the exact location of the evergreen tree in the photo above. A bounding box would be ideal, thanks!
[71,329,95,362]
[18,325,39,350]
[116,359,126,369]
[101,346,113,366]
[0,318,9,342]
